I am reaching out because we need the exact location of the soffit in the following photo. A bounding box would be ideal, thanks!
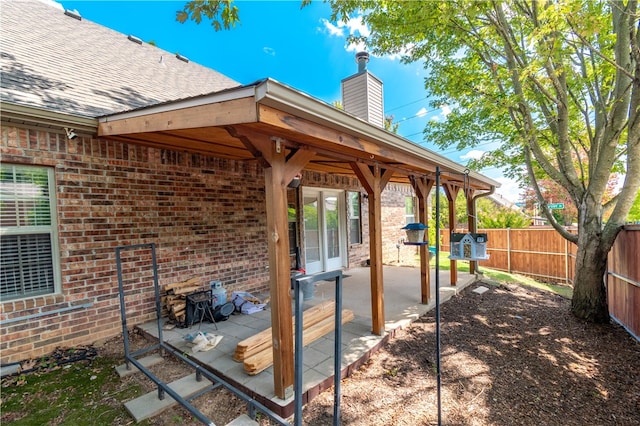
[98,79,500,191]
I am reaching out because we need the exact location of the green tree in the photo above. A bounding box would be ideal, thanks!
[176,0,240,31]
[323,0,640,322]
[181,1,640,322]
[384,114,400,134]
[476,198,530,229]
[628,191,640,222]
[434,191,530,229]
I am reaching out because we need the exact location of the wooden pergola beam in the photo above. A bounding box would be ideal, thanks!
[443,183,460,286]
[465,187,477,275]
[411,176,435,304]
[351,162,393,335]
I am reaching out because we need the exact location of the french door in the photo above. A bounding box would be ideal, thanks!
[303,189,346,274]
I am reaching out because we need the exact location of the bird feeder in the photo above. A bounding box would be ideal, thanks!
[449,232,490,261]
[402,223,428,243]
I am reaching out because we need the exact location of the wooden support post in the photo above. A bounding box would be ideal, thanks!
[352,162,393,336]
[264,153,294,398]
[466,188,476,275]
[443,183,460,286]
[230,129,315,399]
[411,176,435,304]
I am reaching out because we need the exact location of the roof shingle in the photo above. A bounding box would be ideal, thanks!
[1,0,241,118]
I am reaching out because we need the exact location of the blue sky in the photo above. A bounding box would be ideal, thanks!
[54,0,519,201]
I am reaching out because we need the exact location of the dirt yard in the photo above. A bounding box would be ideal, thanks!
[3,280,639,425]
[301,281,640,425]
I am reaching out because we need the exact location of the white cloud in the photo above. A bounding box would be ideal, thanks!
[460,150,485,161]
[416,107,428,117]
[494,177,522,203]
[322,15,370,54]
[322,19,343,37]
[263,47,276,56]
[322,14,413,61]
[441,104,451,117]
[342,16,370,38]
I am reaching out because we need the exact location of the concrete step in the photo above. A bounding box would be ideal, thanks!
[226,414,259,426]
[124,373,211,422]
[115,354,164,377]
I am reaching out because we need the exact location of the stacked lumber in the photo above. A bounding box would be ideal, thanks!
[235,300,354,376]
[160,277,207,325]
[233,300,336,362]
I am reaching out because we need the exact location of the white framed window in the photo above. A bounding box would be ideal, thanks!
[348,191,362,245]
[405,196,416,225]
[0,164,60,300]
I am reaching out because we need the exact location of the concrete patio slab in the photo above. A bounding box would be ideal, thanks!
[136,265,477,418]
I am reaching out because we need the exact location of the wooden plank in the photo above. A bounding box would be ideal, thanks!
[99,97,257,136]
[244,309,355,375]
[234,300,336,362]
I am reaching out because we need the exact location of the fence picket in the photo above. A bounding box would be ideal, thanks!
[440,225,639,339]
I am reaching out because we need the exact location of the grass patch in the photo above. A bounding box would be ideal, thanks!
[426,251,573,298]
[1,356,146,425]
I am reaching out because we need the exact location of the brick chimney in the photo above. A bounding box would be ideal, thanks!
[341,51,384,128]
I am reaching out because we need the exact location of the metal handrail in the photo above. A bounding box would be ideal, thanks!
[116,243,290,426]
[293,270,343,426]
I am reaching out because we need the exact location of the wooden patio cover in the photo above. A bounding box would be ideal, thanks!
[98,78,499,399]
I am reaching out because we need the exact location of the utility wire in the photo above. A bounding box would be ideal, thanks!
[385,96,429,113]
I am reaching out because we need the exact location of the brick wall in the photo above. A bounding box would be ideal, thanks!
[381,183,418,264]
[1,126,269,363]
[1,125,422,364]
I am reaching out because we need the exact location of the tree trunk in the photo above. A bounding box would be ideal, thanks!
[571,224,610,323]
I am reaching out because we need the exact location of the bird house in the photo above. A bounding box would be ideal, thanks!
[449,232,489,261]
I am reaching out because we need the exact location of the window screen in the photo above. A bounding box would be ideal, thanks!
[0,164,58,300]
[405,196,416,225]
[348,192,362,245]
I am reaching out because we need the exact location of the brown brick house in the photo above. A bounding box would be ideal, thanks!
[1,1,498,396]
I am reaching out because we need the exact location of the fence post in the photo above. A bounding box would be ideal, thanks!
[507,228,511,273]
[564,238,569,284]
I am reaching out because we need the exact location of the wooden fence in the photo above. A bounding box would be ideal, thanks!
[606,225,640,339]
[441,225,640,339]
[441,227,576,283]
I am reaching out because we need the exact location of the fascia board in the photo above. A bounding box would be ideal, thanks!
[1,102,98,134]
[255,79,501,188]
[97,86,258,123]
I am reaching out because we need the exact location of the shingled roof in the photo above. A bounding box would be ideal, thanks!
[1,0,240,119]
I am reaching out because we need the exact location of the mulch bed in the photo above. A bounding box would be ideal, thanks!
[5,280,637,425]
[301,280,640,425]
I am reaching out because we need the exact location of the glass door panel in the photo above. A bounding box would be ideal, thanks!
[324,195,342,270]
[303,195,322,274]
